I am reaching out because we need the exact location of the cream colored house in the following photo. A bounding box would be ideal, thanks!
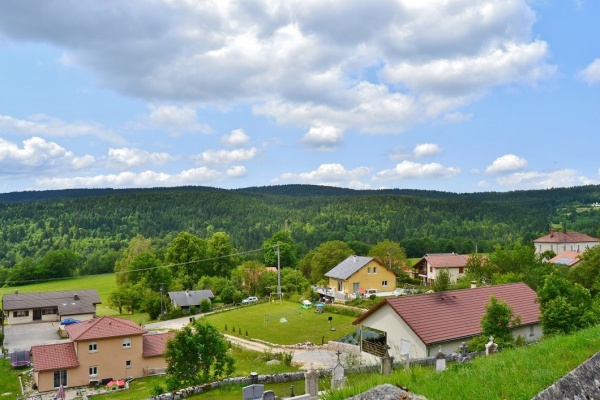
[324,256,396,297]
[353,283,541,359]
[2,289,101,325]
[413,253,470,285]
[30,316,173,392]
[533,230,599,255]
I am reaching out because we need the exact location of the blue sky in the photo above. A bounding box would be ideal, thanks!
[0,0,599,194]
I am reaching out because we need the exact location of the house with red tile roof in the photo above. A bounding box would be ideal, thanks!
[413,253,470,285]
[533,230,598,255]
[548,251,584,267]
[353,282,541,359]
[29,316,172,393]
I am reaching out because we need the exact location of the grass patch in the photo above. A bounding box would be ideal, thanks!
[0,358,24,396]
[205,300,357,345]
[323,325,600,400]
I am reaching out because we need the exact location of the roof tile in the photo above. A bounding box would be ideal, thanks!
[143,332,175,357]
[30,342,78,372]
[66,316,147,341]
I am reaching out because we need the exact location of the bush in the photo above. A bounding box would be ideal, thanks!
[199,299,211,313]
[150,384,166,397]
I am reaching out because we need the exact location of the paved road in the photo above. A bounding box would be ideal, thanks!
[3,321,64,352]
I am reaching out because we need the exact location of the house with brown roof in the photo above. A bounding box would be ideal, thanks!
[29,316,173,392]
[2,289,101,325]
[353,282,541,359]
[548,251,584,268]
[533,230,599,255]
[324,256,397,298]
[413,253,470,285]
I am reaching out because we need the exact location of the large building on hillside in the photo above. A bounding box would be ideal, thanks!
[533,230,599,255]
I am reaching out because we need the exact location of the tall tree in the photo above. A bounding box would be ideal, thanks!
[262,230,298,268]
[114,235,152,286]
[37,249,79,280]
[164,232,208,286]
[432,268,451,292]
[164,320,235,390]
[368,239,407,277]
[299,240,353,283]
[480,295,521,349]
[207,232,236,277]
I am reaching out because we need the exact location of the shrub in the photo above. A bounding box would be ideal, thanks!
[150,384,166,397]
[199,299,211,313]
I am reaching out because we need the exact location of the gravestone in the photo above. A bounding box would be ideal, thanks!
[485,336,498,355]
[243,384,265,400]
[331,350,346,389]
[381,354,394,376]
[435,345,446,372]
[261,390,276,400]
[304,363,319,397]
[458,342,471,364]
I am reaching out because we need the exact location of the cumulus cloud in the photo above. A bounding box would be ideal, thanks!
[413,143,442,158]
[0,1,554,134]
[0,137,94,175]
[221,129,250,148]
[35,167,224,190]
[301,124,344,151]
[107,147,173,169]
[148,105,213,134]
[485,154,528,174]
[578,59,600,85]
[274,163,372,187]
[496,169,597,189]
[226,165,247,178]
[0,114,125,144]
[195,148,258,166]
[373,161,461,181]
[388,146,411,161]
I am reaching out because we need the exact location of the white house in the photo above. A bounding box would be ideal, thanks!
[533,230,599,255]
[353,282,541,359]
[413,253,470,285]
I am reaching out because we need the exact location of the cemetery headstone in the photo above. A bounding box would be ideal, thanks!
[435,345,446,372]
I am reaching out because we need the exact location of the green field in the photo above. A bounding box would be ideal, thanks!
[204,301,358,345]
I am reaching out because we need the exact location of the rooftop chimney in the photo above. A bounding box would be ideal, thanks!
[470,281,477,289]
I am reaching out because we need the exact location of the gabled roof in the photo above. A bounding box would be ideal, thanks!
[533,230,598,244]
[549,251,583,267]
[30,342,78,372]
[66,316,147,341]
[143,331,176,357]
[416,253,469,268]
[325,256,383,280]
[353,282,540,345]
[168,290,215,307]
[2,289,101,312]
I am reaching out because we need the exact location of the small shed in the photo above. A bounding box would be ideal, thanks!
[301,300,312,309]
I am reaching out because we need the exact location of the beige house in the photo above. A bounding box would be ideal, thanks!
[413,253,470,285]
[533,230,599,255]
[353,282,541,359]
[29,316,173,392]
[2,289,101,325]
[325,256,397,297]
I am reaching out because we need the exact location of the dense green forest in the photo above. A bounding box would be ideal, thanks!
[1,184,600,274]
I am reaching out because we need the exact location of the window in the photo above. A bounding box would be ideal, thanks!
[42,308,57,315]
[373,267,378,274]
[89,366,98,376]
[367,267,371,274]
[530,325,535,337]
[381,280,388,287]
[89,343,97,353]
[551,245,553,251]
[429,266,432,273]
[126,360,131,369]
[123,338,131,349]
[13,310,29,318]
[458,267,464,274]
[53,370,67,388]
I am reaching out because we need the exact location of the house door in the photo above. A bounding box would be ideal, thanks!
[33,309,42,320]
[352,283,360,293]
[337,280,343,292]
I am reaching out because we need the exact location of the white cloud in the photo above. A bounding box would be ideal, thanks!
[107,147,173,169]
[485,154,528,174]
[274,163,372,186]
[35,167,224,190]
[0,114,125,144]
[578,59,600,85]
[226,165,247,178]
[388,146,411,161]
[0,137,94,175]
[373,161,461,181]
[301,124,344,151]
[413,143,442,158]
[221,129,250,148]
[146,104,213,134]
[195,147,258,166]
[496,169,597,189]
[477,180,490,188]
[0,1,553,134]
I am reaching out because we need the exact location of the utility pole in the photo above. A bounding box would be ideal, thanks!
[277,244,282,302]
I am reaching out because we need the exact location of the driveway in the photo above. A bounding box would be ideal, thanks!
[3,321,65,352]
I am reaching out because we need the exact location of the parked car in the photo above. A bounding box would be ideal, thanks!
[60,318,81,325]
[241,296,258,304]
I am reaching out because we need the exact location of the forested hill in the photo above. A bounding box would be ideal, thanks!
[1,184,600,267]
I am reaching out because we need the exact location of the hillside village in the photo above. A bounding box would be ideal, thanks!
[1,227,600,399]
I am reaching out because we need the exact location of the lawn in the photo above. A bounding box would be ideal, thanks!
[204,300,358,345]
[0,358,25,397]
